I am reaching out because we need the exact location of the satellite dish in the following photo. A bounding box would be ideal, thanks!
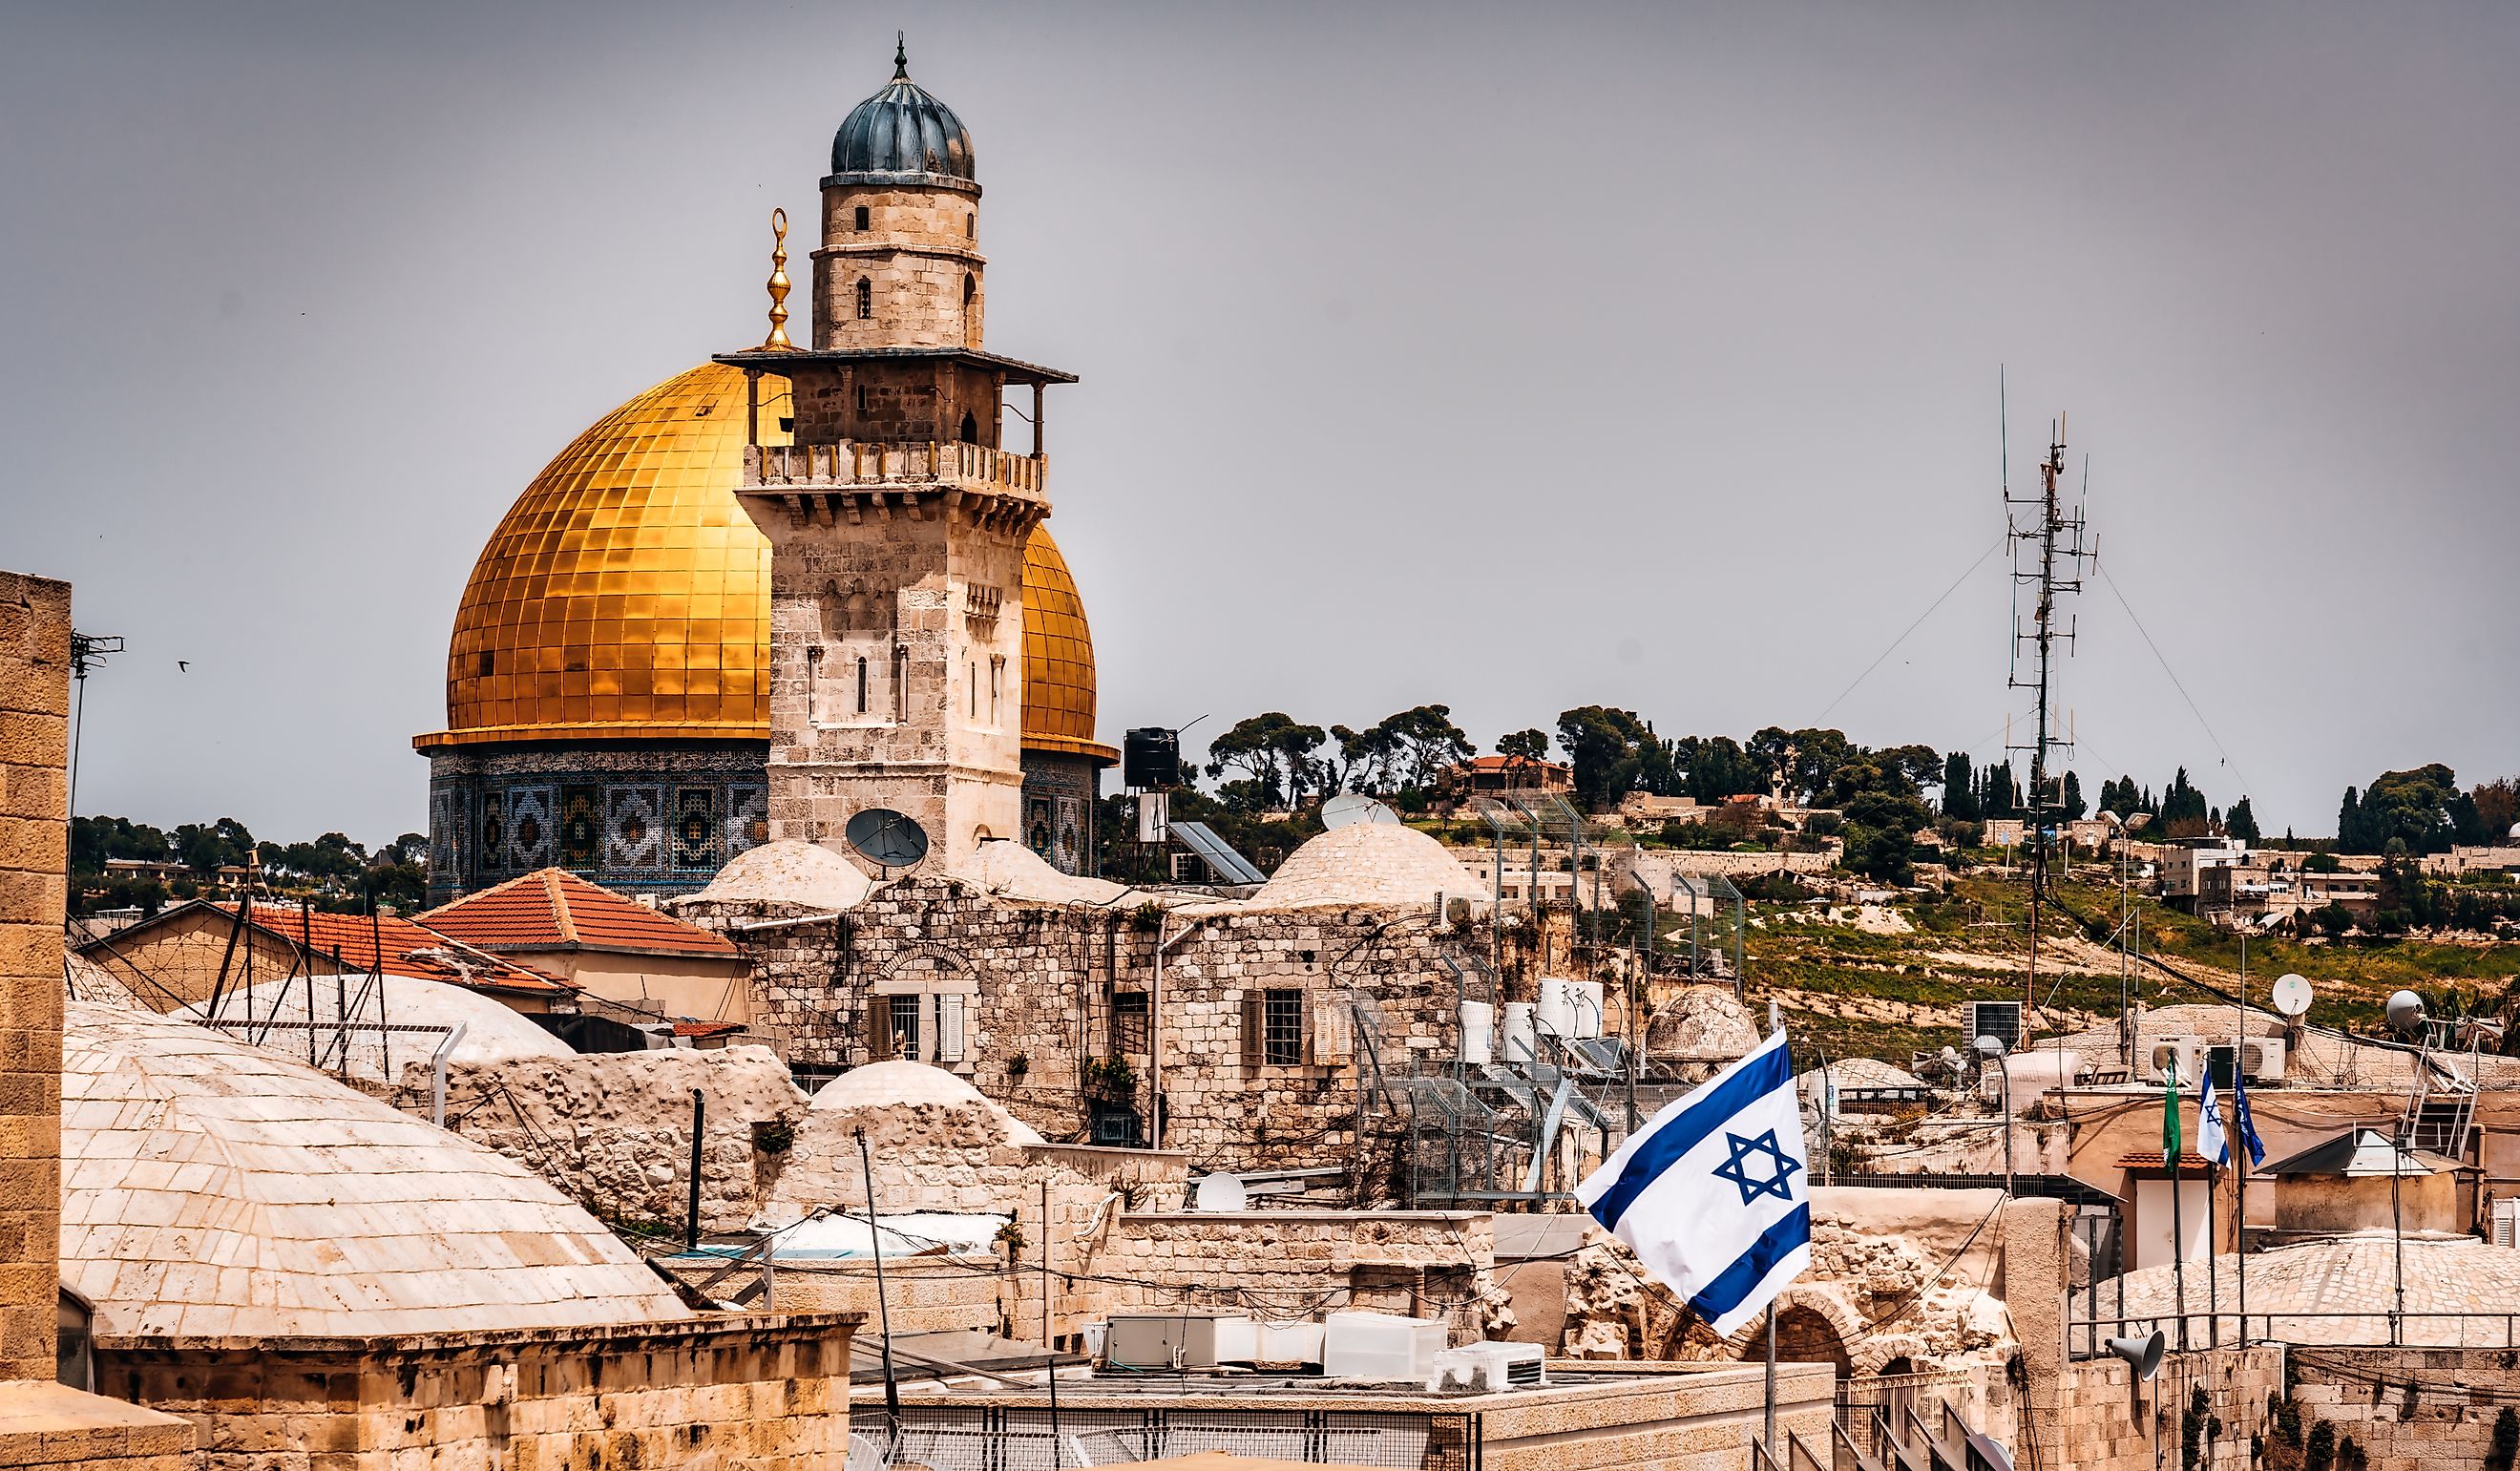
[843,809,930,872]
[2271,974,2313,1018]
[1192,1173,1248,1211]
[2385,990,2426,1039]
[1321,793,1401,830]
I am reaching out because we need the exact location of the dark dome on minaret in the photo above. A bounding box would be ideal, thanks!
[829,38,976,183]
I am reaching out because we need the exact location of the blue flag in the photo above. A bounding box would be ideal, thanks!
[2230,1064,2266,1167]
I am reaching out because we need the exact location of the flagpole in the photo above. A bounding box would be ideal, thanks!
[1764,998,1781,1465]
[2167,1060,2189,1351]
[2236,948,2248,1345]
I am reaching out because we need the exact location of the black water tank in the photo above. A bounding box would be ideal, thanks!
[1124,727,1180,789]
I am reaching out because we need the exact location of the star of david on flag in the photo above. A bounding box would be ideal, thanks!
[1576,1027,1811,1337]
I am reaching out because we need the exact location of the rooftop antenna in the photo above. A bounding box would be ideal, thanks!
[2004,398,2090,1017]
[65,631,123,822]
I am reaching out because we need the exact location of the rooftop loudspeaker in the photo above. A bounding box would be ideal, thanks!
[2108,1330,2165,1379]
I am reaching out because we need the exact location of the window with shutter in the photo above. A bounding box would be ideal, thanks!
[1240,992,1265,1068]
[1264,989,1305,1066]
[869,996,894,1061]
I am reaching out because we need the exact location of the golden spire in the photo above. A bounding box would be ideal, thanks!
[762,207,794,350]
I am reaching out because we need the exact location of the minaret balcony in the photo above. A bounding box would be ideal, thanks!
[742,441,1048,526]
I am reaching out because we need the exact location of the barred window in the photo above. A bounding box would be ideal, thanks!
[856,277,872,320]
[1264,989,1304,1066]
[1111,991,1149,1056]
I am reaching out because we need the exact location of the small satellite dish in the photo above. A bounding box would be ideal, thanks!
[1321,793,1401,830]
[2385,990,2426,1039]
[2271,974,2313,1018]
[844,808,930,872]
[1192,1173,1248,1211]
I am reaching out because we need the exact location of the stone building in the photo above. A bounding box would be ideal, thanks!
[415,49,1114,903]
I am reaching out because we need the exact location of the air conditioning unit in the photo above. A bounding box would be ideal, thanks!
[1104,1313,1250,1371]
[2140,1038,2207,1086]
[2241,1038,2286,1082]
[1431,1341,1544,1392]
[2493,1198,2519,1250]
[1321,1311,1447,1382]
[1966,1001,2024,1053]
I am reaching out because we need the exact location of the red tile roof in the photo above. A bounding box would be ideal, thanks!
[79,901,569,995]
[1461,755,1570,774]
[421,869,739,958]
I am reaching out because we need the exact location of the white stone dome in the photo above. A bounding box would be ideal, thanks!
[682,838,874,911]
[176,972,571,1084]
[808,1059,1041,1144]
[1253,821,1481,910]
[59,1000,692,1337]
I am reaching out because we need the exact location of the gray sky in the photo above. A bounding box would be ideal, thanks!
[6,1,2514,846]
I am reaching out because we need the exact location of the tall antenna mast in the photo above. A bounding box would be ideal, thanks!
[2005,409,2090,1015]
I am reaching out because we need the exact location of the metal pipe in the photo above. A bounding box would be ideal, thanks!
[686,1088,706,1250]
[856,1125,902,1433]
[429,1021,468,1126]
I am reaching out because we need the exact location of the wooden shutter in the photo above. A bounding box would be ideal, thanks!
[868,996,894,1061]
[1240,991,1265,1068]
[938,993,967,1062]
[1299,992,1316,1065]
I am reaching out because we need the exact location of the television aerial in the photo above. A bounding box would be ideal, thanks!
[1321,793,1401,830]
[2270,974,2314,1018]
[844,808,930,875]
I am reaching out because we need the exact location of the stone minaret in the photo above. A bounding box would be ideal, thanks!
[723,42,1073,876]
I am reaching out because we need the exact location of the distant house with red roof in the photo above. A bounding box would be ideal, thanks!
[74,899,572,1015]
[1439,754,1575,799]
[419,869,752,1036]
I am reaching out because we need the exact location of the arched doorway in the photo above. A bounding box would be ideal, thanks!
[1758,1303,1853,1378]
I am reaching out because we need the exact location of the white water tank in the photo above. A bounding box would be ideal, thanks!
[1568,979,1606,1040]
[1501,1002,1537,1064]
[1459,1000,1495,1065]
[1535,979,1575,1039]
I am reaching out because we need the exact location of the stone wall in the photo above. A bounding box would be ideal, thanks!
[2048,1346,2281,1471]
[713,878,1491,1169]
[2288,1349,2520,1471]
[95,1315,853,1471]
[0,568,197,1471]
[0,570,71,1381]
[430,1045,809,1234]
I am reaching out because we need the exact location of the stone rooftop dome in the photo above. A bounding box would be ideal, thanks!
[1252,822,1482,910]
[415,362,1107,762]
[2076,1233,2519,1345]
[808,1060,1040,1144]
[830,42,976,184]
[59,1000,692,1336]
[679,837,875,911]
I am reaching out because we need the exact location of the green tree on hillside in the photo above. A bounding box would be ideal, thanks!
[1557,706,1675,809]
[2339,765,2466,854]
[1942,752,1980,821]
[2227,796,2260,842]
[1496,728,1551,763]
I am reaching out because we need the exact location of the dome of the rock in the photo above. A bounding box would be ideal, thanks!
[416,360,1112,903]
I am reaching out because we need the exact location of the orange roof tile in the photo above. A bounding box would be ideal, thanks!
[421,869,739,958]
[83,901,570,995]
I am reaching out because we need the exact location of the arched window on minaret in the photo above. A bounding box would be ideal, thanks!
[855,656,870,715]
[856,277,872,320]
[958,410,979,444]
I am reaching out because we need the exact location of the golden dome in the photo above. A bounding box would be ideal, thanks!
[1020,527,1116,763]
[417,361,1111,764]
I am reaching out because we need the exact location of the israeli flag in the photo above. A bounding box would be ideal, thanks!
[2197,1070,2232,1168]
[1576,1028,1811,1337]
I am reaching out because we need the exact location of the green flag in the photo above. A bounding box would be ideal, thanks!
[2163,1058,2182,1166]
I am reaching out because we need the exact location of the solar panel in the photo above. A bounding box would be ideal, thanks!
[1168,820,1268,885]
